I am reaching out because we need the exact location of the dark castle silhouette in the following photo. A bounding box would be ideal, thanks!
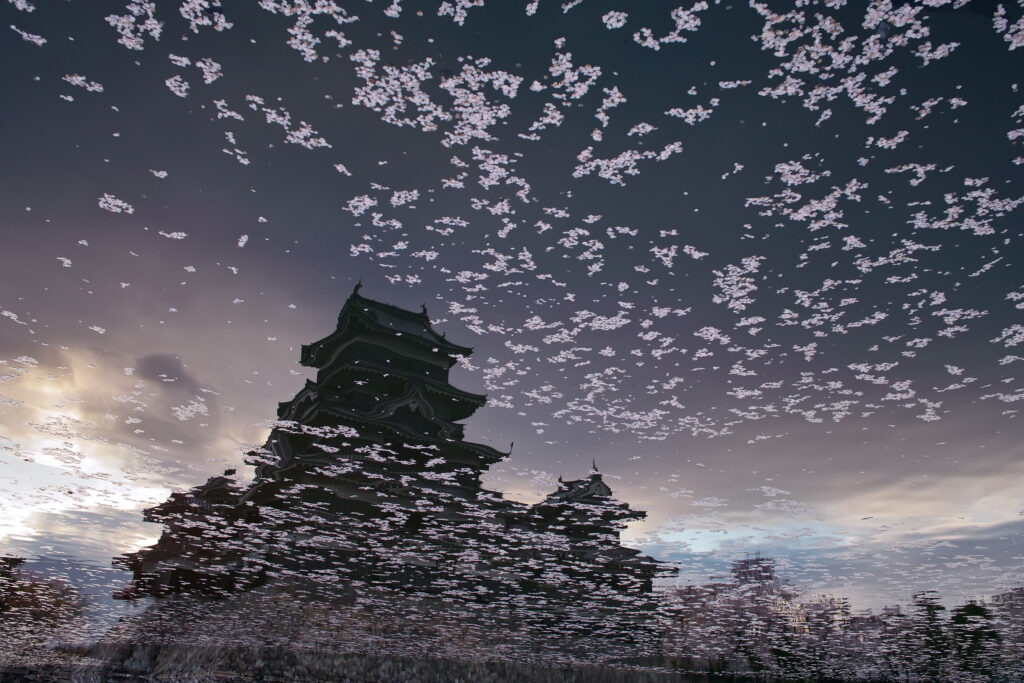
[115,287,674,611]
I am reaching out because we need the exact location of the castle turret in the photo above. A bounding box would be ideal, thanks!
[531,464,644,544]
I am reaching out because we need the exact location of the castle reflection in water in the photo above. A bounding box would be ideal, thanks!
[116,287,673,634]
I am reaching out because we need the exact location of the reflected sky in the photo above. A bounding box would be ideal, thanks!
[2,0,1024,618]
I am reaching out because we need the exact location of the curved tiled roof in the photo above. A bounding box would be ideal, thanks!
[303,286,472,369]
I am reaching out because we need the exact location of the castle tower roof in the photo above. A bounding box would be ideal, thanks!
[301,285,472,369]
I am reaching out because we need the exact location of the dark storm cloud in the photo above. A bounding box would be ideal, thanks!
[134,353,204,394]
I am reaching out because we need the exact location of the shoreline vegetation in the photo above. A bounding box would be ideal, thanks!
[3,561,1023,681]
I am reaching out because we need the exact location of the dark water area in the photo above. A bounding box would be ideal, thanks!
[4,1,1024,679]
